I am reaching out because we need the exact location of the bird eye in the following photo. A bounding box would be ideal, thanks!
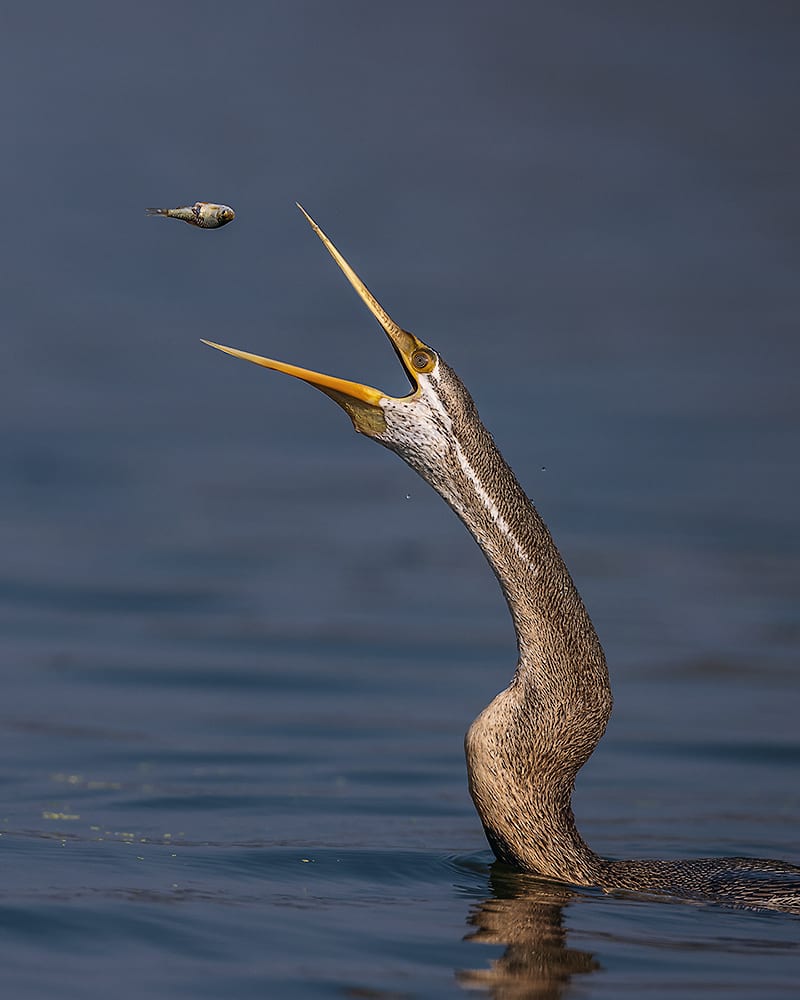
[411,349,435,373]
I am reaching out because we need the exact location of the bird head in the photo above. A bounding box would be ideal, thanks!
[203,206,480,484]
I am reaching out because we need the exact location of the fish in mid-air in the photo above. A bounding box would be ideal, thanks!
[146,202,235,229]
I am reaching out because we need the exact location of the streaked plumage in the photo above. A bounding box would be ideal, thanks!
[146,201,235,229]
[202,205,800,913]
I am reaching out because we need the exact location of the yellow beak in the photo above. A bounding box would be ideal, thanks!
[200,340,386,407]
[203,205,431,432]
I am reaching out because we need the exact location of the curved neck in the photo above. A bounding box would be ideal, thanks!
[422,411,609,695]
[397,403,612,880]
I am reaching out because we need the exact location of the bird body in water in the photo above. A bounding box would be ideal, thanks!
[146,201,235,228]
[203,206,800,914]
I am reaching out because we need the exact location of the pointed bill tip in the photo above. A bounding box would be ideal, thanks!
[296,202,321,233]
[293,204,420,359]
[201,339,259,364]
[296,202,315,224]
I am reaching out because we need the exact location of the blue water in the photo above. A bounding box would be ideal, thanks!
[1,2,799,996]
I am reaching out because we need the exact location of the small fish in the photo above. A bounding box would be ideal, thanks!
[145,202,235,229]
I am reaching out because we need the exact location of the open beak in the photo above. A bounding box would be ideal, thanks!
[203,205,431,434]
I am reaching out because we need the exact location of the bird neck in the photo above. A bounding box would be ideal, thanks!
[403,401,612,879]
[426,411,608,692]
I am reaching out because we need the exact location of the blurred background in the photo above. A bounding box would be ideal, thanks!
[0,3,798,997]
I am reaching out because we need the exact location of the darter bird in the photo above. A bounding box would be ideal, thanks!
[202,205,800,913]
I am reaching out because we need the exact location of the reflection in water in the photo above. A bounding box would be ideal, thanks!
[459,866,599,998]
